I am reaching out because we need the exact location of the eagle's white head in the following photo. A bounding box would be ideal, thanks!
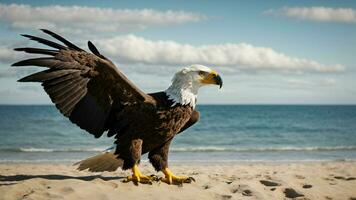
[165,64,223,108]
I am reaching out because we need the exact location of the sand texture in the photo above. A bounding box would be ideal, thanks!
[0,162,355,200]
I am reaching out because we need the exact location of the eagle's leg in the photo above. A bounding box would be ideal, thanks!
[122,139,155,184]
[161,167,195,185]
[149,139,195,185]
[123,164,155,184]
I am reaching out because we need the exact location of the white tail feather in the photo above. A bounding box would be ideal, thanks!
[74,152,123,172]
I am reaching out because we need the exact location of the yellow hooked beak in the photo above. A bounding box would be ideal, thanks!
[200,70,223,88]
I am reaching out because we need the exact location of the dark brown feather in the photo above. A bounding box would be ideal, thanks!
[45,78,88,116]
[41,29,83,51]
[43,76,83,98]
[12,57,58,68]
[88,41,105,59]
[148,139,172,171]
[21,34,66,50]
[48,78,86,104]
[18,69,78,82]
[43,72,81,86]
[57,88,86,115]
[178,110,200,133]
[69,92,110,137]
[14,47,58,56]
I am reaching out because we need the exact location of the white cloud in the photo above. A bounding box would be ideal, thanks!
[0,34,344,77]
[286,78,336,88]
[264,7,356,23]
[0,40,30,64]
[0,69,16,78]
[319,77,336,86]
[249,77,337,90]
[0,48,19,64]
[0,3,206,34]
[94,35,344,73]
[0,40,43,79]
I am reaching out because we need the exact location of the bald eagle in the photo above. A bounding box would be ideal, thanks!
[12,30,223,185]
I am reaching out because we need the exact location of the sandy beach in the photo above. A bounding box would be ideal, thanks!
[0,161,355,200]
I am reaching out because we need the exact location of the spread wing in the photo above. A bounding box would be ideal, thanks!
[12,29,155,138]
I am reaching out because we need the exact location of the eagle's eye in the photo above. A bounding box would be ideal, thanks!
[198,71,208,76]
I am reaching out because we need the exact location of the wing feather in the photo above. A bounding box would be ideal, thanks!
[60,88,87,114]
[43,76,82,97]
[21,34,66,50]
[44,72,81,86]
[40,29,83,51]
[18,69,79,82]
[13,30,155,137]
[12,57,59,68]
[14,48,58,56]
[58,80,89,116]
[44,77,85,103]
[88,41,105,59]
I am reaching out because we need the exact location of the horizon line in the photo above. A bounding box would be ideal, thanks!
[0,103,355,106]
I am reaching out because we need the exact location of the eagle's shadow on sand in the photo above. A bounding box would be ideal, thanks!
[0,174,125,183]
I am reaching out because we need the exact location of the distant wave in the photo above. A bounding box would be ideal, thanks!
[1,158,356,164]
[170,146,356,152]
[0,146,356,153]
[0,159,80,163]
[20,148,55,152]
[0,147,107,153]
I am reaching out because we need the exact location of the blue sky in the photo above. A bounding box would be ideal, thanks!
[0,0,355,104]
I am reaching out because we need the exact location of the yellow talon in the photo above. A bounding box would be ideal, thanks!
[161,168,195,185]
[123,164,154,185]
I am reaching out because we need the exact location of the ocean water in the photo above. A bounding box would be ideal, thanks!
[0,105,355,163]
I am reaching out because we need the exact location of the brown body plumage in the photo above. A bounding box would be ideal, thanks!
[13,30,222,184]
